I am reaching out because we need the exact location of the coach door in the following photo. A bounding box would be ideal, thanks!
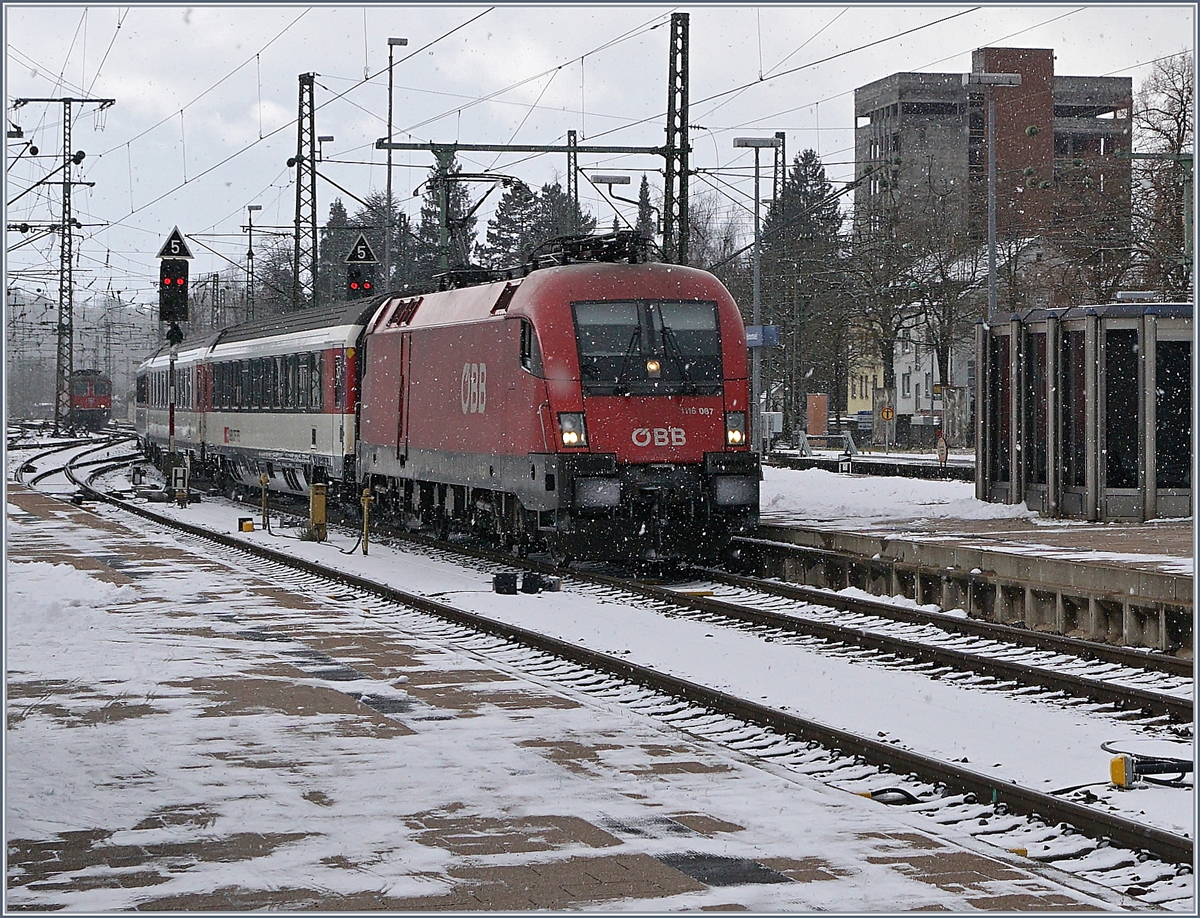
[397,333,411,461]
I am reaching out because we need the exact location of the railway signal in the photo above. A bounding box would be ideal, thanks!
[345,234,379,300]
[159,258,190,322]
[346,264,375,299]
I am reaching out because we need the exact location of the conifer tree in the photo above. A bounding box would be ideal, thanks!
[477,182,539,268]
[635,174,657,241]
[760,150,847,431]
[414,149,477,280]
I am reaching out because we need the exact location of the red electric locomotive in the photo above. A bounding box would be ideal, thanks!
[135,232,759,564]
[70,369,113,431]
[358,233,758,562]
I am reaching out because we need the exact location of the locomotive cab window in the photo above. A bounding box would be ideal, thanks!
[519,319,543,376]
[573,299,722,395]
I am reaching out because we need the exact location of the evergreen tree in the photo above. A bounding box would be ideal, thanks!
[759,150,847,431]
[635,174,657,241]
[318,198,357,304]
[477,182,539,268]
[346,191,416,294]
[532,181,596,244]
[477,180,597,268]
[414,149,477,279]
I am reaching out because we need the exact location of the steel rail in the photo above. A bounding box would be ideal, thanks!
[329,527,1193,722]
[703,567,1195,678]
[570,571,1192,723]
[29,438,139,488]
[371,528,1192,722]
[14,438,129,486]
[74,478,1195,866]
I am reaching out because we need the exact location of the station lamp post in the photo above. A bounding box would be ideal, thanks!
[963,72,1021,318]
[245,204,262,322]
[384,36,408,292]
[592,173,660,236]
[734,135,780,456]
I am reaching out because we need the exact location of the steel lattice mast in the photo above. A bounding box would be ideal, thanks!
[12,95,115,434]
[292,73,318,311]
[661,12,690,265]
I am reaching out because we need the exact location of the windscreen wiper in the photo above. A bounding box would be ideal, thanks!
[659,323,695,392]
[613,326,641,394]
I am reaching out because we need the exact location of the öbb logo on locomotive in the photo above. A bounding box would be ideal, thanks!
[461,362,487,414]
[632,427,687,447]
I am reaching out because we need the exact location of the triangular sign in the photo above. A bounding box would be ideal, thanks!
[345,234,379,264]
[156,227,194,259]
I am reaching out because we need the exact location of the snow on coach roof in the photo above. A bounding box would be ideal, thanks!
[137,299,380,370]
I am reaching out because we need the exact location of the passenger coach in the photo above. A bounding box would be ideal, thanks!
[136,300,374,496]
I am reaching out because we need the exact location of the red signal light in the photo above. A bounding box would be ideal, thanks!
[350,281,360,290]
[363,281,372,290]
[176,277,185,285]
[163,277,173,285]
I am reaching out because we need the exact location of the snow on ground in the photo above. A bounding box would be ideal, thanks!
[3,452,1194,910]
[63,468,1195,841]
[759,465,1037,525]
[8,488,1150,912]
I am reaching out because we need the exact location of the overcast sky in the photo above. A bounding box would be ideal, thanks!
[4,3,1195,311]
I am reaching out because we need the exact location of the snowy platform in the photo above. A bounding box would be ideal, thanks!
[5,483,1139,911]
[753,467,1192,653]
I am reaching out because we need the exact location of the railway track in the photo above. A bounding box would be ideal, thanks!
[46,455,1193,909]
[702,569,1194,679]
[340,527,1194,725]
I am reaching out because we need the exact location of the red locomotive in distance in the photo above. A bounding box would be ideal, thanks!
[136,232,759,564]
[70,369,113,431]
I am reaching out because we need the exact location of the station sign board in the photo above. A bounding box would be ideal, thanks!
[745,325,780,348]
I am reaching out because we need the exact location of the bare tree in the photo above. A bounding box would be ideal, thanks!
[1133,51,1194,298]
[846,190,923,392]
[904,187,986,389]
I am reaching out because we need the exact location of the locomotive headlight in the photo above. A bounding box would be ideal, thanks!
[558,412,588,448]
[646,358,661,377]
[725,411,747,446]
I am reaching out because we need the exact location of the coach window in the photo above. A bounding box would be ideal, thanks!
[309,353,323,409]
[298,354,310,409]
[283,354,294,408]
[334,354,345,408]
[272,356,282,409]
[235,361,245,408]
